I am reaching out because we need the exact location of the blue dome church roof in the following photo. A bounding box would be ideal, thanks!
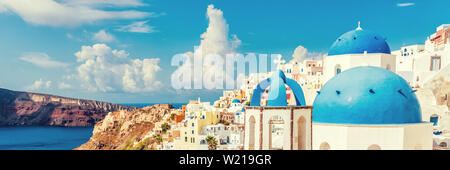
[312,66,422,124]
[328,23,391,56]
[250,70,306,107]
[232,99,241,103]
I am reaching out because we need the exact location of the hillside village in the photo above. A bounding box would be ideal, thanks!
[78,23,450,150]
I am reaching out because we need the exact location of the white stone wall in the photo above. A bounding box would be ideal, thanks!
[244,109,261,150]
[244,107,312,150]
[313,123,432,150]
[261,109,291,150]
[323,53,396,83]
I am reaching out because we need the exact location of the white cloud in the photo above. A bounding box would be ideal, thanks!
[61,0,145,7]
[58,82,72,89]
[289,45,326,64]
[0,0,151,27]
[93,29,115,42]
[27,78,52,90]
[74,43,162,92]
[173,5,241,89]
[19,52,69,68]
[291,45,308,63]
[116,20,156,33]
[397,3,415,7]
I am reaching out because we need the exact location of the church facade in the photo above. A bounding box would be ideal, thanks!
[244,70,312,150]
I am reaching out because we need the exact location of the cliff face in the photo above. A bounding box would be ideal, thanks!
[76,104,173,150]
[0,88,136,126]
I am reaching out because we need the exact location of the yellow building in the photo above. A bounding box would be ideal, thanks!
[174,100,221,150]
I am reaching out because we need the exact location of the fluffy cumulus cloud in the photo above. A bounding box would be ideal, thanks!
[74,44,162,93]
[0,0,151,27]
[61,0,145,7]
[116,20,156,33]
[397,3,415,7]
[93,30,115,42]
[291,45,307,63]
[19,52,68,68]
[27,78,52,90]
[172,5,241,89]
[289,45,326,64]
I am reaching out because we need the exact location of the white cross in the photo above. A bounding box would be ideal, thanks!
[274,55,285,69]
[356,21,362,30]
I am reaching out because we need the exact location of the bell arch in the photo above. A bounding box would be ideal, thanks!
[250,71,306,106]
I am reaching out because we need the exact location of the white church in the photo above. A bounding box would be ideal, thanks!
[243,22,433,150]
[323,22,397,82]
[244,70,312,150]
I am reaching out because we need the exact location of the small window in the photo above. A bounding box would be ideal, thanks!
[431,56,441,71]
[335,64,342,75]
[430,116,439,126]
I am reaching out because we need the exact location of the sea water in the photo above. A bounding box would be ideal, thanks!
[0,103,186,150]
[0,126,93,150]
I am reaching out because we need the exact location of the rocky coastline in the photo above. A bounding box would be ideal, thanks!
[0,88,136,127]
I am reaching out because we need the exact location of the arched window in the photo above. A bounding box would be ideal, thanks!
[269,115,285,150]
[367,144,381,150]
[319,142,330,150]
[335,64,342,75]
[297,116,306,150]
[249,116,256,150]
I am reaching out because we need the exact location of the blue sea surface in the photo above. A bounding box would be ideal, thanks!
[0,126,93,150]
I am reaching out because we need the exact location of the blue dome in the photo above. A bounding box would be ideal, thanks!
[313,66,422,124]
[232,99,241,103]
[250,70,306,107]
[328,29,391,56]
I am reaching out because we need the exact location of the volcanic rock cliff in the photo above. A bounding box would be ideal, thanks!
[0,88,136,126]
[76,104,174,150]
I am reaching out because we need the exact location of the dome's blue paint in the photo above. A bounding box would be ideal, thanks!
[313,66,422,124]
[328,29,391,56]
[232,99,241,103]
[250,70,306,107]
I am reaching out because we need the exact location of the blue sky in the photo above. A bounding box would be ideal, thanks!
[0,0,449,104]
